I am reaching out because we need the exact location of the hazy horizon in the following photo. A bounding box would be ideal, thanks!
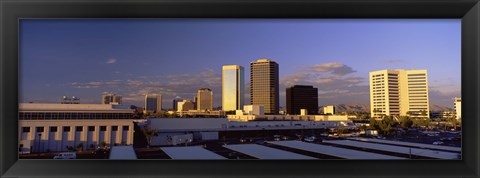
[20,19,461,109]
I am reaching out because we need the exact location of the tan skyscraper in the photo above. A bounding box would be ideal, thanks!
[250,59,279,115]
[369,69,430,119]
[453,97,461,121]
[197,88,213,111]
[222,65,245,111]
[177,100,195,112]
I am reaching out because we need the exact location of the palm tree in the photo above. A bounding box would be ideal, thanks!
[448,116,457,130]
[141,125,159,148]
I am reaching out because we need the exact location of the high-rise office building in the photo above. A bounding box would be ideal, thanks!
[250,59,279,114]
[286,85,318,115]
[193,96,198,110]
[369,69,430,119]
[144,94,162,113]
[102,93,122,105]
[197,88,213,111]
[222,65,245,111]
[453,97,461,120]
[172,96,182,111]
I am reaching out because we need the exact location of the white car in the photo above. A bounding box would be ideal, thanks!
[53,152,76,159]
[304,136,316,142]
[433,141,444,145]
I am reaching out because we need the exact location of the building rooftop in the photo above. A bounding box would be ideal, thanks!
[109,146,138,160]
[223,144,316,159]
[269,141,405,160]
[252,59,275,63]
[19,103,133,112]
[161,146,226,159]
[222,65,243,70]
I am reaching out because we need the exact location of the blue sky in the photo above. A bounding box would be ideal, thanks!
[20,19,461,109]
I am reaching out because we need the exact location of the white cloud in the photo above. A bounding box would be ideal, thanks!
[281,62,369,105]
[106,58,117,64]
[68,68,222,108]
[384,59,403,63]
[305,62,356,76]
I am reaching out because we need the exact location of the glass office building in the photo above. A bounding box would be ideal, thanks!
[222,65,245,111]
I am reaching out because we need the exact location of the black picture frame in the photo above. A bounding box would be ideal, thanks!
[1,0,479,177]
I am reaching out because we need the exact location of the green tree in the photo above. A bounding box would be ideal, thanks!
[448,116,458,130]
[99,141,107,149]
[420,110,428,116]
[399,116,413,128]
[378,115,397,135]
[76,142,84,152]
[337,127,348,136]
[369,118,379,130]
[141,124,159,148]
[412,118,430,127]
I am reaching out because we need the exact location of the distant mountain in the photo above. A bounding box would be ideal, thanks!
[320,103,370,113]
[319,103,453,113]
[430,104,454,112]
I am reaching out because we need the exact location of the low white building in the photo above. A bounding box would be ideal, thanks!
[19,103,135,153]
[146,118,228,146]
[243,105,264,115]
[323,105,335,115]
[227,114,349,122]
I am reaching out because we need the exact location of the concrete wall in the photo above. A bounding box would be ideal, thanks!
[19,119,134,153]
[148,118,228,131]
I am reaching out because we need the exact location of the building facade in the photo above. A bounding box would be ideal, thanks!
[369,69,430,119]
[144,94,162,114]
[18,103,135,153]
[172,97,182,111]
[227,113,349,122]
[222,65,245,111]
[286,85,318,115]
[323,105,335,115]
[250,59,279,114]
[102,93,122,105]
[454,97,461,121]
[197,88,213,111]
[177,100,195,112]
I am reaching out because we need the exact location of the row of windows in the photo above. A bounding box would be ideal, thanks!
[407,74,426,76]
[409,92,427,95]
[408,80,427,82]
[409,83,427,86]
[22,125,130,133]
[19,112,133,120]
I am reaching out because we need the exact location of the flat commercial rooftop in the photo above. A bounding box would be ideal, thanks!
[347,137,461,152]
[161,146,226,160]
[109,146,137,160]
[324,140,460,159]
[223,144,316,159]
[268,141,405,160]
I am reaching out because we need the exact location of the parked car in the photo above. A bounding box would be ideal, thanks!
[304,136,316,142]
[53,152,76,159]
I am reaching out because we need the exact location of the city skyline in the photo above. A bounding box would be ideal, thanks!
[20,19,461,108]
